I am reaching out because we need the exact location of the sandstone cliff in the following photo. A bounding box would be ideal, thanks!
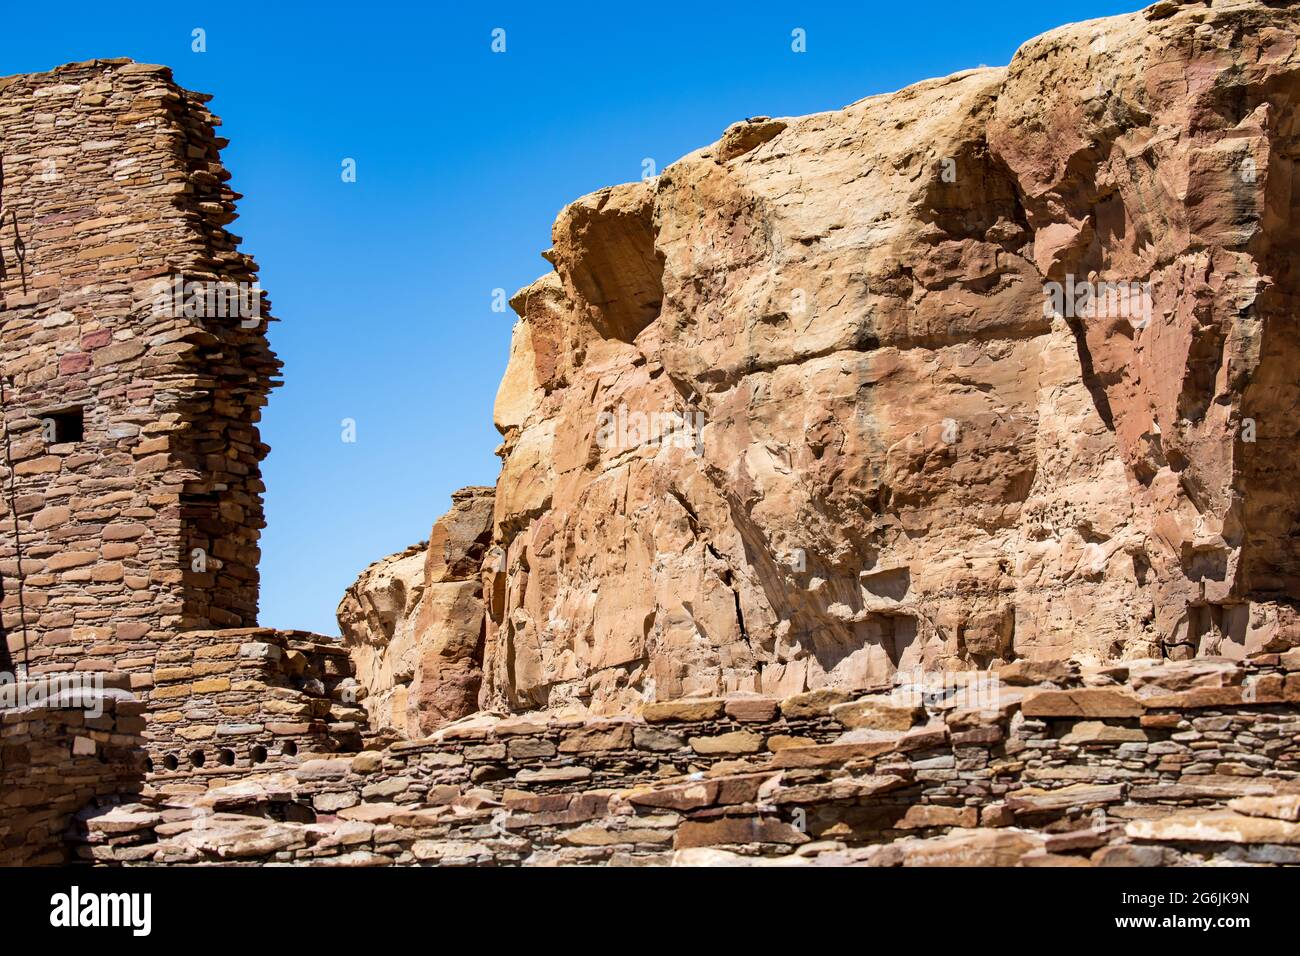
[350,0,1300,729]
[338,488,492,735]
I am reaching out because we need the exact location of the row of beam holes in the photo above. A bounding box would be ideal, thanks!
[151,741,299,772]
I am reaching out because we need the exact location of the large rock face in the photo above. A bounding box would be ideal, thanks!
[476,0,1300,716]
[338,488,493,735]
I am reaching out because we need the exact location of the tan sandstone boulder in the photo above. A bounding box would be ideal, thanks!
[338,487,493,735]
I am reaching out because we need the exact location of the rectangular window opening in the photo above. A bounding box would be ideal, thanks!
[45,407,85,443]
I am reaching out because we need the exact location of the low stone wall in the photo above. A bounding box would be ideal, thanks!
[74,653,1300,866]
[142,628,366,775]
[1,675,145,865]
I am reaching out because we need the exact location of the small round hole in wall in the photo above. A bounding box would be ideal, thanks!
[189,749,206,768]
[218,748,235,766]
[250,745,268,764]
[163,754,178,772]
[282,741,298,757]
[144,757,154,773]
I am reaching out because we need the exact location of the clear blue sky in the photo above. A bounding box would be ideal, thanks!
[3,1,1139,635]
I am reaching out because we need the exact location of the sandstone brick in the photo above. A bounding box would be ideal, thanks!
[723,696,780,722]
[1059,721,1148,745]
[1126,812,1300,846]
[633,726,683,752]
[1006,784,1126,813]
[558,722,634,753]
[1021,688,1143,718]
[46,551,97,571]
[351,752,383,774]
[641,698,725,722]
[674,817,809,849]
[102,522,149,541]
[192,678,231,694]
[507,736,556,759]
[831,697,923,731]
[1228,795,1300,822]
[29,506,70,530]
[896,804,979,829]
[773,740,898,768]
[780,688,855,718]
[689,731,764,755]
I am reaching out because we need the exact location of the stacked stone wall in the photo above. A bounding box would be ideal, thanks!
[1,675,144,864]
[142,627,365,774]
[75,654,1300,866]
[0,59,278,683]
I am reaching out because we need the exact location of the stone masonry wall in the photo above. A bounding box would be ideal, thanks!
[1,675,145,865]
[142,628,365,775]
[75,653,1300,866]
[0,59,279,683]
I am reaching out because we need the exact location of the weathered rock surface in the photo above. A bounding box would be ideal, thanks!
[338,488,493,735]
[468,0,1300,715]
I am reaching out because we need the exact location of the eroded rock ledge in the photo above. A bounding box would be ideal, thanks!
[75,653,1300,866]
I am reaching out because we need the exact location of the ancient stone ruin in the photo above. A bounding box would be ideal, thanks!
[0,59,365,861]
[5,0,1300,868]
[0,58,278,680]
